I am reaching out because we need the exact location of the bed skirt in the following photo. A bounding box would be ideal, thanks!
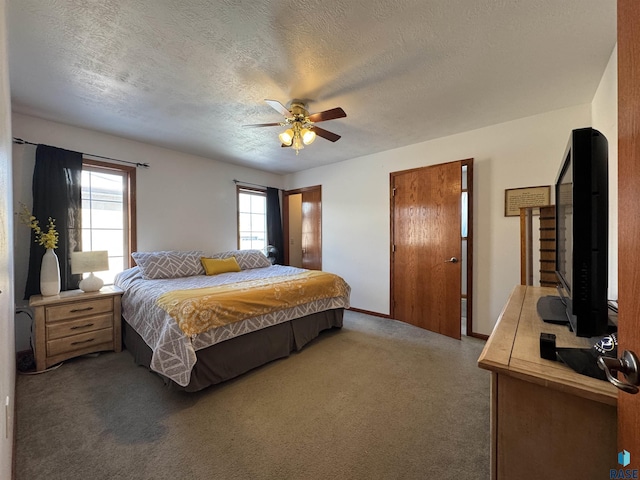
[123,308,344,392]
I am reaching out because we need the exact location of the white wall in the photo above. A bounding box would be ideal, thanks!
[0,0,15,476]
[12,112,284,350]
[285,104,592,335]
[591,45,618,301]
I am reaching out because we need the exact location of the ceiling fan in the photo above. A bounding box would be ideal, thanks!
[244,99,347,154]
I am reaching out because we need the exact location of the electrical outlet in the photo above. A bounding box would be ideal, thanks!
[5,396,9,439]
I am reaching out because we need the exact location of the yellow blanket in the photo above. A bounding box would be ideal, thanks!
[156,271,350,336]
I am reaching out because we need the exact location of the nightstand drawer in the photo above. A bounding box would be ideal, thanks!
[46,313,114,341]
[46,298,113,322]
[47,327,114,357]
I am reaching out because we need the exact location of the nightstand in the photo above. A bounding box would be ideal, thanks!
[29,286,123,372]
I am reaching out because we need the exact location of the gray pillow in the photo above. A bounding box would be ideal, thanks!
[132,250,205,279]
[210,249,272,269]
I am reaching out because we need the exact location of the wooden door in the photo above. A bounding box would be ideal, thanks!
[617,0,640,459]
[391,161,462,339]
[283,186,322,269]
[301,187,322,270]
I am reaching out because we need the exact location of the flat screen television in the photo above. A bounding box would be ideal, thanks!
[553,127,609,337]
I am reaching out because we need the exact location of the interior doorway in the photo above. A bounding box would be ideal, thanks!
[390,159,474,339]
[283,185,322,270]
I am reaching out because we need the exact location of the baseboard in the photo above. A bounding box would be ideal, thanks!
[347,307,391,319]
[468,332,489,341]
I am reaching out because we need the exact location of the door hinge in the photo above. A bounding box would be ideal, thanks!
[392,187,396,196]
[392,244,396,253]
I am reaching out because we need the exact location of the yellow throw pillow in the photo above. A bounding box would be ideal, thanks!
[201,256,241,275]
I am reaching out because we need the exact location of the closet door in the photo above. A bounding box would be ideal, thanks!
[391,161,462,339]
[301,187,322,270]
[284,186,322,270]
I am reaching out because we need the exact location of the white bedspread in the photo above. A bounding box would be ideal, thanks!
[114,265,350,386]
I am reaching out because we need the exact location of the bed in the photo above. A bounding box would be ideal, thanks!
[114,249,350,391]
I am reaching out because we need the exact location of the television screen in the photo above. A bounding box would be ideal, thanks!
[553,127,609,337]
[556,153,573,296]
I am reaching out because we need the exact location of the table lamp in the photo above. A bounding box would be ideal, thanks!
[71,251,109,292]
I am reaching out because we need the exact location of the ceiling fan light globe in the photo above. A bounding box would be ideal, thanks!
[278,129,294,146]
[301,128,316,145]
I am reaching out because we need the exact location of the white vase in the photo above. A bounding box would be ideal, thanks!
[40,248,61,296]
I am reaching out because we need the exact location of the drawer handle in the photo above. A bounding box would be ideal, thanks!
[69,307,94,313]
[70,323,95,330]
[71,338,94,346]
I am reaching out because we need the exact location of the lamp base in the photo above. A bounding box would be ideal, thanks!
[79,272,104,292]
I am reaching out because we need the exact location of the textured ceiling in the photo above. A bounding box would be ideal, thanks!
[7,0,616,174]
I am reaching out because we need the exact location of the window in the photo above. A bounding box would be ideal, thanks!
[237,187,267,251]
[81,160,136,284]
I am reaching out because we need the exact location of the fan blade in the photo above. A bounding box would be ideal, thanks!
[313,126,341,142]
[307,107,347,123]
[265,99,291,117]
[243,123,282,128]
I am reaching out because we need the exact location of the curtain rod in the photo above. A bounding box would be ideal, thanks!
[12,137,150,168]
[233,179,282,191]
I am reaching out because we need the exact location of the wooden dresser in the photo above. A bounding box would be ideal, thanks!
[29,286,123,371]
[478,285,617,480]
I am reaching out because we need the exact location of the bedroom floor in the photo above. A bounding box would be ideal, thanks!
[14,311,490,480]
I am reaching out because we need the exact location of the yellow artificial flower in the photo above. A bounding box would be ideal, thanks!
[19,204,59,250]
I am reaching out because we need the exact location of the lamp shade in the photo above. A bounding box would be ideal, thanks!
[278,129,294,146]
[71,251,109,274]
[301,128,316,145]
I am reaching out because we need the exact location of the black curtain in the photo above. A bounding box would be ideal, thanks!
[266,187,285,265]
[24,145,83,299]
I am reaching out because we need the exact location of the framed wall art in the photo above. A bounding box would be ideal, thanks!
[504,185,551,217]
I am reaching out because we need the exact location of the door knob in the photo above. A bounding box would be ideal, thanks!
[597,350,640,394]
[445,257,459,264]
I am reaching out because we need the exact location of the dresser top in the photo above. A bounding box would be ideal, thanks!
[478,285,617,406]
[29,285,123,307]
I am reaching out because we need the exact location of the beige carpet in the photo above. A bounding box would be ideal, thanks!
[15,311,490,480]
